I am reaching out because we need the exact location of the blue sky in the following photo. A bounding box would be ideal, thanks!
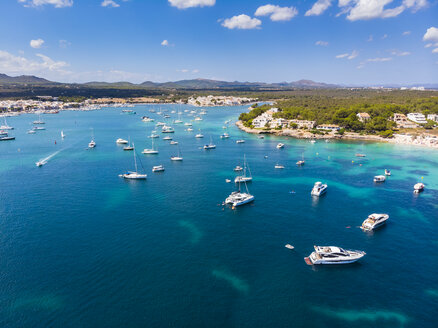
[0,0,437,85]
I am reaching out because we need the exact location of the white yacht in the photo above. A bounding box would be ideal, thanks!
[374,175,386,183]
[296,154,305,166]
[194,117,202,121]
[171,147,183,161]
[0,118,14,130]
[149,133,159,138]
[311,182,327,196]
[274,164,285,169]
[187,128,194,132]
[385,169,391,176]
[277,143,285,149]
[234,155,252,183]
[236,139,245,144]
[142,137,159,154]
[234,165,243,172]
[156,122,165,126]
[414,182,425,193]
[162,126,175,133]
[123,137,134,150]
[33,114,45,124]
[142,116,154,122]
[361,213,389,231]
[33,126,46,130]
[152,165,165,172]
[203,137,216,150]
[35,159,47,167]
[184,122,192,126]
[305,246,366,265]
[220,133,230,139]
[225,181,254,207]
[88,139,96,148]
[163,136,173,141]
[195,133,204,138]
[116,138,128,144]
[119,143,147,180]
[27,129,36,134]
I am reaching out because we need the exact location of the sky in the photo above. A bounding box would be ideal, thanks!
[0,0,437,85]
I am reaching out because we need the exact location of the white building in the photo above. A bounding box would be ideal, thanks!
[289,119,316,129]
[407,113,427,124]
[317,124,341,131]
[427,114,438,122]
[357,112,371,122]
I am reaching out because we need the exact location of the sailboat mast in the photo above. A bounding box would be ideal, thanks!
[133,142,138,172]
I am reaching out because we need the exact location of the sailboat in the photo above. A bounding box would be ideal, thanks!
[61,130,65,139]
[171,146,183,161]
[124,137,134,151]
[296,153,305,166]
[88,129,96,148]
[203,136,216,149]
[119,143,147,179]
[0,118,14,130]
[235,154,252,183]
[142,137,159,154]
[33,114,45,124]
[225,179,254,207]
[174,111,183,124]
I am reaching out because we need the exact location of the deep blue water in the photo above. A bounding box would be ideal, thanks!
[0,105,437,328]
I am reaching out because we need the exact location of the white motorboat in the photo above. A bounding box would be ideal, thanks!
[152,165,165,172]
[361,213,389,231]
[162,126,175,133]
[225,180,254,207]
[305,246,366,265]
[203,137,216,150]
[310,139,316,144]
[35,160,47,167]
[311,182,327,196]
[119,143,147,180]
[236,139,245,144]
[116,138,128,144]
[184,122,192,126]
[195,133,204,138]
[234,166,243,172]
[194,117,202,121]
[170,140,178,145]
[234,155,252,183]
[88,140,96,148]
[27,129,36,134]
[277,143,284,149]
[33,126,46,130]
[414,182,425,193]
[163,136,173,140]
[220,133,230,139]
[225,179,231,183]
[274,164,285,169]
[258,135,264,139]
[374,175,386,183]
[149,134,159,138]
[385,169,391,176]
[142,116,154,122]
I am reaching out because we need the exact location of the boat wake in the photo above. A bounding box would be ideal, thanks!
[36,150,61,167]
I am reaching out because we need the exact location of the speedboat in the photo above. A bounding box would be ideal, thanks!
[296,160,305,166]
[88,140,96,148]
[236,139,245,144]
[361,213,389,231]
[187,128,194,132]
[194,117,202,121]
[385,169,391,176]
[195,134,204,138]
[277,143,284,149]
[35,160,47,167]
[304,246,366,265]
[225,179,231,183]
[374,175,386,183]
[274,164,285,169]
[414,182,425,193]
[116,138,128,144]
[311,182,327,196]
[152,165,165,172]
[234,166,243,172]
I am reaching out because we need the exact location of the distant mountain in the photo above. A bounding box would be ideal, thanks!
[0,73,338,89]
[0,74,53,84]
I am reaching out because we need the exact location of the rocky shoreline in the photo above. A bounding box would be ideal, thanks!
[236,121,438,149]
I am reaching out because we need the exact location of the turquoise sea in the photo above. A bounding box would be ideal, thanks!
[0,104,437,328]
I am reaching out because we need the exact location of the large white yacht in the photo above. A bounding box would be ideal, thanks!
[311,182,327,196]
[304,246,366,265]
[361,213,389,231]
[414,182,425,193]
[225,180,254,207]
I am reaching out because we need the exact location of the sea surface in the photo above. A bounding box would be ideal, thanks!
[0,104,437,328]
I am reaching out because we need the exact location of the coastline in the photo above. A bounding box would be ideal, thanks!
[236,120,438,149]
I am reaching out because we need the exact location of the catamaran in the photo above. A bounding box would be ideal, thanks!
[142,138,158,154]
[119,143,147,180]
[225,180,254,207]
[235,155,252,183]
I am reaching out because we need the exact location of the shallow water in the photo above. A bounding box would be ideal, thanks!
[0,105,437,327]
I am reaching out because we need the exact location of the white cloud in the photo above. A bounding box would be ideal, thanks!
[402,31,411,36]
[366,57,392,62]
[336,50,358,59]
[425,42,438,48]
[30,39,44,49]
[59,40,71,48]
[192,69,199,73]
[255,4,298,21]
[433,48,438,54]
[423,27,438,42]
[305,0,332,16]
[315,40,329,46]
[367,35,373,42]
[338,0,428,21]
[168,0,215,9]
[390,50,411,56]
[221,14,262,30]
[381,34,388,39]
[18,0,73,8]
[101,0,119,7]
[161,40,169,46]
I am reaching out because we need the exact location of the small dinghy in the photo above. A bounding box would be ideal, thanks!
[285,244,294,250]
